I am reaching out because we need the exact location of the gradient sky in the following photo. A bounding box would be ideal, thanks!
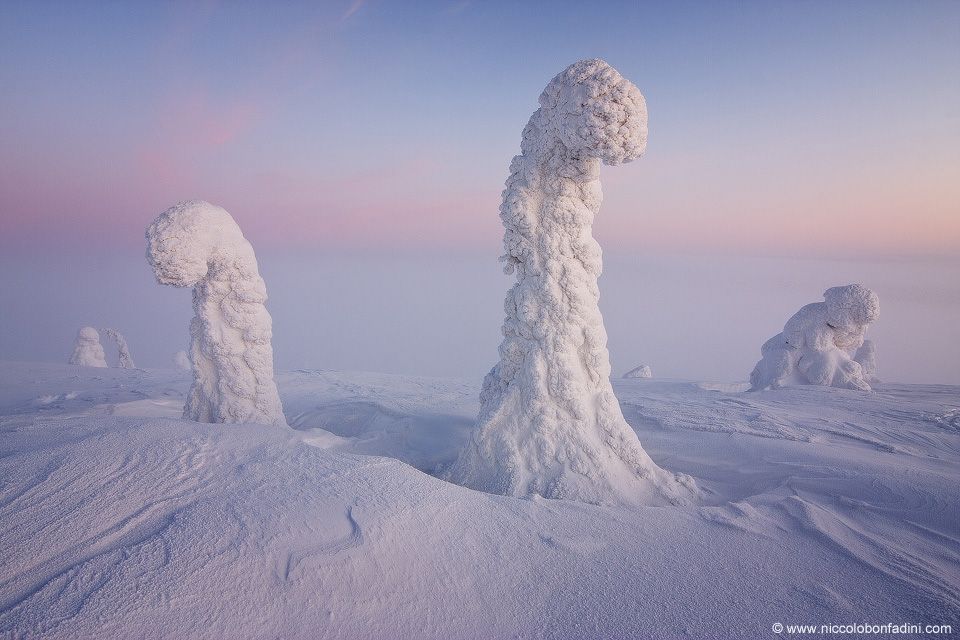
[1,0,958,256]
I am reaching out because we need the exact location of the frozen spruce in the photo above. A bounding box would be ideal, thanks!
[146,200,286,426]
[102,328,135,369]
[68,327,108,368]
[623,365,653,379]
[750,284,879,392]
[173,350,191,372]
[447,59,696,506]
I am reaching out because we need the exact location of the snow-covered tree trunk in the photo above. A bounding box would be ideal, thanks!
[147,200,286,427]
[447,60,695,506]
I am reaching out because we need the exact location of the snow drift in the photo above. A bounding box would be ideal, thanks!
[67,327,107,368]
[623,364,653,379]
[750,284,880,391]
[447,59,695,506]
[101,328,134,369]
[146,200,285,426]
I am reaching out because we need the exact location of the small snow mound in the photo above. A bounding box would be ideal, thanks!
[623,365,653,379]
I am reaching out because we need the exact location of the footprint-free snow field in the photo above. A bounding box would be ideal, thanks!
[0,361,957,638]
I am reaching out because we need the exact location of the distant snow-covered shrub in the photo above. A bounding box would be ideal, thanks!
[623,365,653,379]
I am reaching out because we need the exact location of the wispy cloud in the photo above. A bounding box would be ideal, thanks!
[341,0,366,22]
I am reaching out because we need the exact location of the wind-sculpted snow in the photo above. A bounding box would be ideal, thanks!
[0,362,957,638]
[750,284,880,391]
[67,327,107,368]
[146,200,285,426]
[447,59,695,506]
[101,328,134,369]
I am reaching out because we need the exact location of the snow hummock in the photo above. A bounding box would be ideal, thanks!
[146,200,285,426]
[623,364,653,379]
[750,284,880,391]
[173,350,191,371]
[67,327,107,368]
[446,60,695,506]
[101,328,134,369]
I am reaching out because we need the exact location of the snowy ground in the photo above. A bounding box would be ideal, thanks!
[0,361,957,639]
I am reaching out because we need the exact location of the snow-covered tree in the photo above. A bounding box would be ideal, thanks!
[68,327,108,368]
[446,60,696,506]
[623,365,653,379]
[146,200,286,426]
[101,328,135,369]
[750,284,879,391]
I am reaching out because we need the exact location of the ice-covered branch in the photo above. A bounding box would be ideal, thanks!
[750,284,879,391]
[146,200,286,426]
[446,59,696,506]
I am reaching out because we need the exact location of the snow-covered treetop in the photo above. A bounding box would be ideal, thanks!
[146,200,258,289]
[530,58,647,165]
[823,284,880,328]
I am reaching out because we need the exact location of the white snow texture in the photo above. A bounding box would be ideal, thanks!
[623,364,653,379]
[67,327,107,368]
[146,200,285,426]
[101,328,135,369]
[750,284,880,391]
[447,59,695,506]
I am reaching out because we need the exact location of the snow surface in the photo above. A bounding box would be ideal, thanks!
[751,284,880,392]
[623,364,653,379]
[0,360,957,639]
[448,59,693,506]
[146,200,285,427]
[66,327,107,368]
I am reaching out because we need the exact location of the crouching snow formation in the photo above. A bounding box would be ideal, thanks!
[446,59,696,506]
[146,200,286,426]
[102,328,135,368]
[68,327,108,368]
[750,284,879,391]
